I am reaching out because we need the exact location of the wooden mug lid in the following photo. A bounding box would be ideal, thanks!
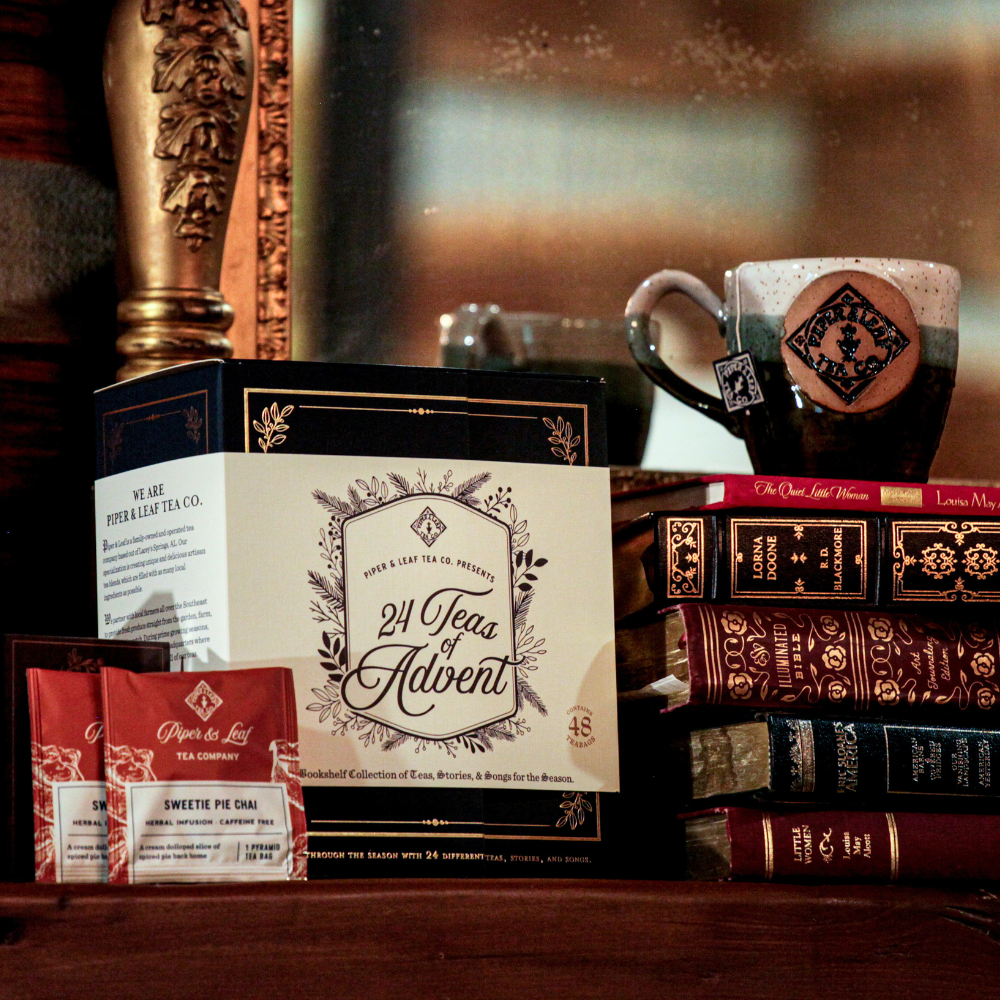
[781,270,920,413]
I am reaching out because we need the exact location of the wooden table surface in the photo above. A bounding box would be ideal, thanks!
[2,879,1000,999]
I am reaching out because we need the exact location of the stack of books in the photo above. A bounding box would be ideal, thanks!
[613,472,1000,884]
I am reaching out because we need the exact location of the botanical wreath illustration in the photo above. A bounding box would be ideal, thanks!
[306,469,548,757]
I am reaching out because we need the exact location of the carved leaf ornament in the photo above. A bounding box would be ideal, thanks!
[142,0,250,250]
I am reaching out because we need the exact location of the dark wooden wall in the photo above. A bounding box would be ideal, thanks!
[0,0,119,636]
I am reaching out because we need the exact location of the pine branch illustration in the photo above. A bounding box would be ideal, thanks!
[468,730,493,751]
[347,484,365,509]
[453,471,491,501]
[519,678,548,716]
[309,600,335,623]
[308,570,343,611]
[387,472,412,496]
[514,590,533,632]
[382,732,411,751]
[312,489,352,516]
[481,723,518,743]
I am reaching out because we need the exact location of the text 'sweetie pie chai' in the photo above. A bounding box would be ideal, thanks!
[100,666,306,883]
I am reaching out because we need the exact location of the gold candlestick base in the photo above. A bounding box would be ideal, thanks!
[115,289,235,381]
[105,0,253,382]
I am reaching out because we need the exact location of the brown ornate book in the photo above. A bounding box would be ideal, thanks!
[617,604,1000,721]
[686,806,1000,882]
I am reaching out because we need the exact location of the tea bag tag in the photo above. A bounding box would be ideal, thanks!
[713,351,765,413]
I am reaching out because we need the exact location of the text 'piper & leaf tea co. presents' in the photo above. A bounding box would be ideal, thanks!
[93,360,620,877]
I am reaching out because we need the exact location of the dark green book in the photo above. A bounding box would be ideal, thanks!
[686,714,1000,807]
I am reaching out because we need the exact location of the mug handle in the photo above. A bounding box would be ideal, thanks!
[625,269,742,437]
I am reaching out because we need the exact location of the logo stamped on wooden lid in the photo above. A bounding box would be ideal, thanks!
[782,270,920,413]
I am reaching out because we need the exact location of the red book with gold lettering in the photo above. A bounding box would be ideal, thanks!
[611,473,1000,524]
[100,666,307,883]
[685,806,1000,882]
[616,603,1000,719]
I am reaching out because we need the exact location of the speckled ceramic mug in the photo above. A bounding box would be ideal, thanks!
[625,258,960,481]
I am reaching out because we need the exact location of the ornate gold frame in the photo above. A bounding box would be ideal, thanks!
[221,0,292,361]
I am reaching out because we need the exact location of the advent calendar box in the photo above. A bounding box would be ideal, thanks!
[93,360,619,877]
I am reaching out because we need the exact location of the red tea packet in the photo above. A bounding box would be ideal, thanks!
[27,670,106,882]
[101,666,306,883]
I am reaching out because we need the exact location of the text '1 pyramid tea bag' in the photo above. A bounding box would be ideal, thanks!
[27,670,106,883]
[101,666,306,883]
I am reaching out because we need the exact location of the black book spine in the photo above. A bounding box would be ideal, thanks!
[766,716,1000,802]
[651,511,1000,607]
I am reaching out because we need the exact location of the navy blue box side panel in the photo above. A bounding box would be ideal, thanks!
[220,359,607,466]
[96,360,607,470]
[467,369,608,468]
[94,362,224,479]
[302,786,617,879]
[229,361,474,460]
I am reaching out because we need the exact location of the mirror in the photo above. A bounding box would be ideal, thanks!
[270,0,1000,478]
